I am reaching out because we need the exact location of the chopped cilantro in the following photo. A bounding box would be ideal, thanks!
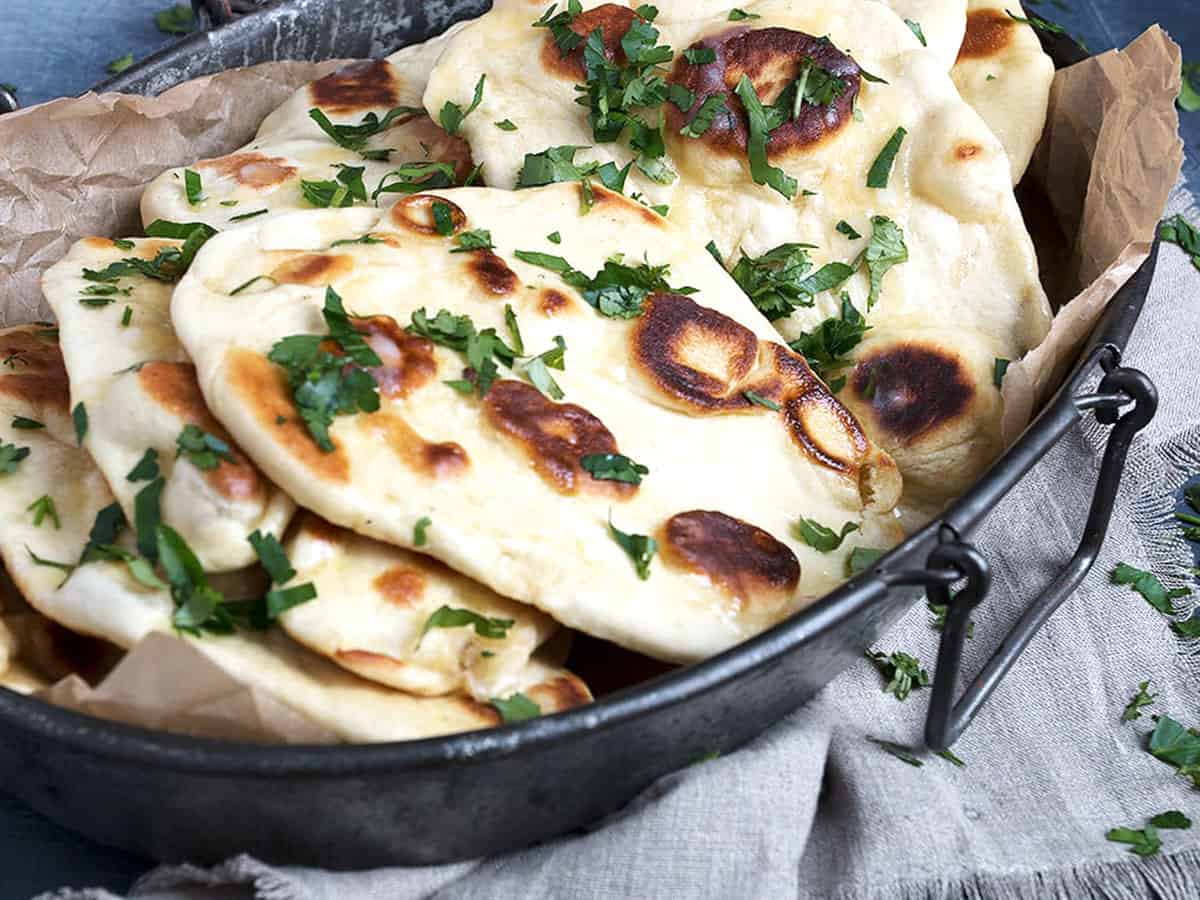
[734,75,798,200]
[126,448,160,482]
[867,127,906,189]
[308,105,423,161]
[72,402,88,446]
[581,452,648,485]
[1159,214,1200,272]
[490,692,541,723]
[452,229,495,254]
[609,516,656,579]
[859,215,907,308]
[431,201,456,236]
[743,390,781,411]
[267,287,383,451]
[866,737,923,767]
[679,94,727,138]
[846,546,884,577]
[1112,562,1189,615]
[121,306,133,326]
[183,169,203,205]
[1121,680,1157,721]
[533,0,584,56]
[176,425,235,471]
[301,164,368,208]
[789,294,869,380]
[793,517,858,552]
[728,8,760,20]
[683,47,717,65]
[439,74,486,136]
[407,307,517,397]
[866,649,929,700]
[547,231,562,244]
[1106,824,1162,858]
[373,161,458,200]
[495,119,518,131]
[25,494,60,529]
[11,416,43,430]
[514,250,692,319]
[413,516,432,546]
[994,357,1011,388]
[154,4,194,35]
[421,606,514,642]
[230,275,273,296]
[229,208,268,222]
[904,19,927,46]
[107,53,135,75]
[1181,63,1200,114]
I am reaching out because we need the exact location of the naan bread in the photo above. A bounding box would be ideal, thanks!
[0,327,589,740]
[950,0,1054,183]
[140,23,474,230]
[42,238,295,573]
[279,513,560,700]
[424,0,1051,513]
[171,185,903,663]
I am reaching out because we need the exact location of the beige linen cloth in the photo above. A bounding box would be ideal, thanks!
[40,184,1200,900]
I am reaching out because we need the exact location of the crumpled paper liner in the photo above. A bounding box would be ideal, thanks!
[0,25,1184,742]
[1001,26,1183,440]
[35,632,338,744]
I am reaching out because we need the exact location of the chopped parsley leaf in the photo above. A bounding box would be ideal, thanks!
[904,19,927,46]
[495,119,518,131]
[836,220,861,240]
[1005,9,1068,36]
[728,8,760,20]
[859,215,907,309]
[491,692,541,723]
[26,494,60,529]
[247,530,295,584]
[547,231,562,244]
[229,208,268,222]
[176,425,235,471]
[451,229,495,255]
[408,307,518,397]
[72,402,88,446]
[154,3,194,35]
[308,105,423,161]
[414,516,432,546]
[439,74,486,136]
[1181,63,1200,114]
[867,127,906,189]
[581,452,648,485]
[533,0,584,56]
[1122,680,1157,721]
[183,169,203,205]
[683,47,717,65]
[994,357,1011,388]
[1112,562,1189,615]
[432,201,456,236]
[866,737,923,767]
[126,448,160,482]
[789,293,870,380]
[743,390,781,411]
[1151,810,1192,830]
[107,53,135,75]
[1106,824,1162,858]
[846,546,884,577]
[301,164,368,208]
[1159,214,1200,272]
[609,516,656,579]
[267,287,383,451]
[11,416,43,430]
[866,649,929,701]
[679,94,727,138]
[373,161,458,199]
[728,243,821,321]
[121,306,133,326]
[734,75,798,200]
[230,275,273,296]
[793,517,858,552]
[421,606,514,642]
[513,250,693,319]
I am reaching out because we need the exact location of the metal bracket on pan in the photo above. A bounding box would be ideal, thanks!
[882,352,1158,751]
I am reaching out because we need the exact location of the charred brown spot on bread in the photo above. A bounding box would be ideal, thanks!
[353,315,437,399]
[0,330,69,409]
[458,696,503,725]
[389,194,468,236]
[372,565,428,607]
[483,379,634,497]
[335,648,408,672]
[661,510,799,605]
[197,152,298,188]
[368,413,469,478]
[294,510,345,545]
[954,142,983,161]
[398,116,477,182]
[466,251,520,296]
[82,237,118,250]
[665,28,860,159]
[540,3,639,81]
[527,673,593,711]
[957,9,1015,61]
[539,288,575,316]
[136,361,266,501]
[586,184,666,226]
[270,253,355,286]
[227,348,351,483]
[850,343,974,444]
[309,60,402,113]
[632,293,763,412]
[760,342,868,475]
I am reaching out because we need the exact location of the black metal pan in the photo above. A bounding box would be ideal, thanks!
[0,2,1162,868]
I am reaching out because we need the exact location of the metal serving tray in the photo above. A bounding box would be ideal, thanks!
[0,1,1162,868]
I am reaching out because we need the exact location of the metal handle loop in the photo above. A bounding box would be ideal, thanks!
[922,363,1157,750]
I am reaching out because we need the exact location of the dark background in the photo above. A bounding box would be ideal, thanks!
[0,1,1196,895]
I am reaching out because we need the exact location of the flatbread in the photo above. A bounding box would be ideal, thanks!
[42,238,295,573]
[0,325,590,741]
[950,0,1055,183]
[170,185,903,663]
[140,24,474,231]
[280,513,560,699]
[423,0,1051,512]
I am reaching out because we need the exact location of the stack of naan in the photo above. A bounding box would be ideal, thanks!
[0,0,1058,740]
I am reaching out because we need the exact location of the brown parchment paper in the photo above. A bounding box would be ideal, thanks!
[0,26,1184,742]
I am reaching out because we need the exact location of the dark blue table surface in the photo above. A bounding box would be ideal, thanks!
[0,2,1197,897]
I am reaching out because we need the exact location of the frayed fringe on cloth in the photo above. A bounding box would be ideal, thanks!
[832,847,1200,900]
